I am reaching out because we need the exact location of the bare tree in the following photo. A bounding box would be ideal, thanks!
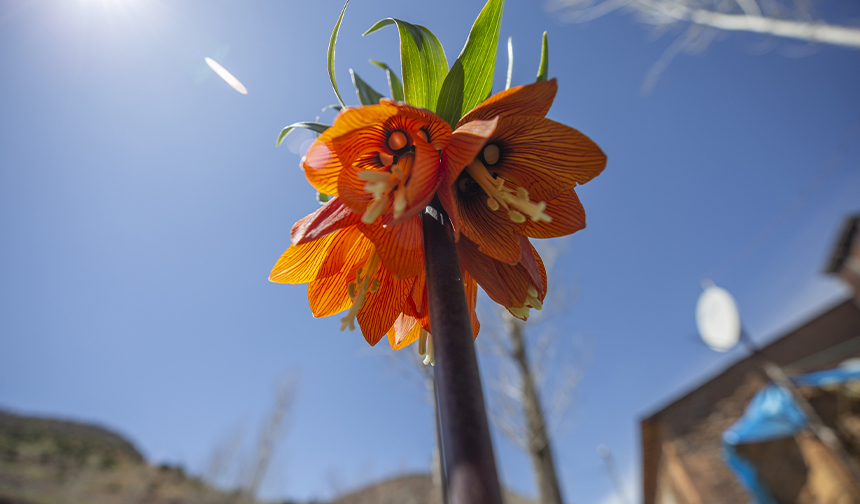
[548,0,860,91]
[200,373,298,504]
[481,242,588,504]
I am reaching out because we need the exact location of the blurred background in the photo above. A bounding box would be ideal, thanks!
[0,0,858,502]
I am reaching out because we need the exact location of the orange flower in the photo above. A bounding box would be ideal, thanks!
[298,101,497,280]
[302,100,495,227]
[271,197,479,349]
[439,79,606,265]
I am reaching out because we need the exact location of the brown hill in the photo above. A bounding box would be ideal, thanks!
[0,409,536,504]
[329,473,536,504]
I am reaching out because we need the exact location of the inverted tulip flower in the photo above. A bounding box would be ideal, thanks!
[440,79,607,265]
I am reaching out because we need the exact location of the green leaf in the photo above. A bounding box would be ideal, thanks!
[364,19,448,110]
[327,0,350,107]
[369,60,404,102]
[316,192,332,204]
[276,122,330,147]
[536,31,548,82]
[505,36,513,90]
[350,69,385,106]
[321,104,343,113]
[436,0,504,127]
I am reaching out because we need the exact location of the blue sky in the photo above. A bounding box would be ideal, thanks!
[1,0,859,502]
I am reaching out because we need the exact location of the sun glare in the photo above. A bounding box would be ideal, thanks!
[205,57,248,95]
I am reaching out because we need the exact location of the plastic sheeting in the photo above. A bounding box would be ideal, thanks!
[721,362,860,504]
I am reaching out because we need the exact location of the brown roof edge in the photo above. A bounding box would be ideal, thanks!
[826,214,860,274]
[639,296,856,423]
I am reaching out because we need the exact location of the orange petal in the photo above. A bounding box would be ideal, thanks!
[457,79,557,126]
[357,270,415,346]
[358,216,424,280]
[387,313,424,350]
[270,230,341,284]
[454,187,523,264]
[489,116,606,202]
[399,139,444,223]
[291,197,362,246]
[445,118,499,181]
[436,171,462,242]
[517,235,543,292]
[307,268,354,318]
[461,267,480,338]
[523,189,586,239]
[302,103,400,196]
[315,226,372,280]
[457,236,529,308]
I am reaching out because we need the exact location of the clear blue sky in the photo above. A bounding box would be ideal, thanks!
[1,0,859,502]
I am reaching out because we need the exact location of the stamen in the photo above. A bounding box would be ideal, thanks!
[393,187,407,219]
[508,210,526,223]
[417,129,429,143]
[340,250,382,331]
[526,285,543,311]
[388,131,408,151]
[508,305,531,320]
[347,282,356,299]
[486,197,499,211]
[362,198,387,224]
[420,331,435,366]
[358,170,393,182]
[370,279,380,293]
[465,159,553,224]
[379,152,394,166]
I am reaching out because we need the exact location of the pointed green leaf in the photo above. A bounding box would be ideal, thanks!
[327,0,350,107]
[350,69,385,106]
[436,0,504,127]
[369,60,404,102]
[536,31,548,82]
[321,104,343,113]
[505,36,513,90]
[364,19,448,110]
[276,122,330,147]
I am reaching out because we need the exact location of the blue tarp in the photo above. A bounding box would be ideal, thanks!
[721,362,860,504]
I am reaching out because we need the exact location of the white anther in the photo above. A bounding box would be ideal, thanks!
[486,197,500,211]
[362,198,387,224]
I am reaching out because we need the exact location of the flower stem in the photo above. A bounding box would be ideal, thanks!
[423,200,503,504]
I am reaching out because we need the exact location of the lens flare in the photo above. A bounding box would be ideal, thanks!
[204,57,248,95]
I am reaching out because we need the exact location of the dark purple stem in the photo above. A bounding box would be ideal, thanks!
[423,202,503,504]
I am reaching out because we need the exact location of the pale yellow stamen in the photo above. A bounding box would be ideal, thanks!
[393,187,407,219]
[526,285,543,311]
[509,285,544,321]
[418,329,434,366]
[465,159,553,224]
[358,155,414,224]
[340,250,382,331]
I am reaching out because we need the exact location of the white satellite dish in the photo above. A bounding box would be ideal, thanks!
[696,284,741,352]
